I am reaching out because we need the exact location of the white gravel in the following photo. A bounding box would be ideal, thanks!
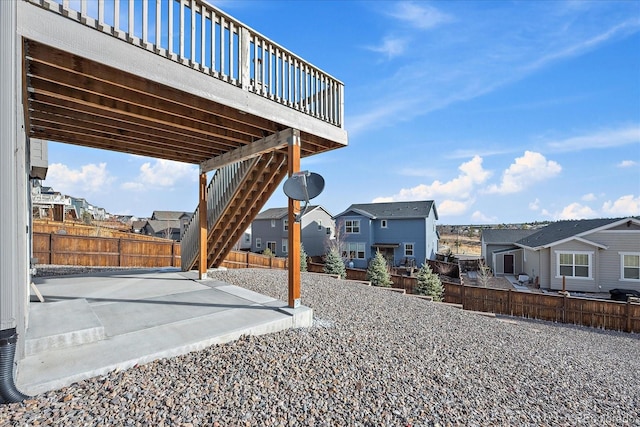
[2,268,639,426]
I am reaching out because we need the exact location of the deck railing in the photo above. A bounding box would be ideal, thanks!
[29,0,344,128]
[180,157,257,270]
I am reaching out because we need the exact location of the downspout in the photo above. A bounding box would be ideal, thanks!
[0,328,30,404]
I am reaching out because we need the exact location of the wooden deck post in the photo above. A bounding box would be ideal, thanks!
[288,130,301,308]
[198,172,207,279]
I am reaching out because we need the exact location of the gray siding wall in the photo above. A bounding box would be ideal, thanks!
[589,230,640,292]
[1,0,29,359]
[251,218,287,256]
[549,241,598,292]
[485,244,515,271]
[522,248,541,285]
[300,208,334,257]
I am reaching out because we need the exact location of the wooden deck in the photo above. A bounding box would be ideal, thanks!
[18,0,348,272]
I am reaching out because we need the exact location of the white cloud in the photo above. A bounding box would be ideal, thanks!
[581,193,597,202]
[372,155,490,203]
[366,36,408,58]
[557,203,597,220]
[439,199,474,217]
[485,151,561,195]
[387,2,453,30]
[123,159,197,189]
[547,125,640,152]
[529,198,541,211]
[618,160,638,168]
[372,156,490,217]
[602,195,640,216]
[46,162,115,195]
[471,210,497,223]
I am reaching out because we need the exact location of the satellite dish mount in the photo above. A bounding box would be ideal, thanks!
[283,171,325,222]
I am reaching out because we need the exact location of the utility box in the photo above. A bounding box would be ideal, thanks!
[29,138,48,180]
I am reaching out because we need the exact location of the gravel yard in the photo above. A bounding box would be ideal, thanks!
[2,268,639,426]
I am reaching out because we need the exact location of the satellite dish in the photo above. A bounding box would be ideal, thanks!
[283,171,325,222]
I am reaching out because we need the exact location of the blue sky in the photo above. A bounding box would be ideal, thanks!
[43,0,640,224]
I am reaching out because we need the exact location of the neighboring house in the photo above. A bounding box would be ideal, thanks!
[251,206,334,257]
[233,228,252,251]
[483,217,640,292]
[481,228,538,274]
[333,201,439,270]
[138,211,193,241]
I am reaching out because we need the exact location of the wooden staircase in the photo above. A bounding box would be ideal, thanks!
[181,150,288,272]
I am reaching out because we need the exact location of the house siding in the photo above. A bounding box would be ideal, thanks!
[549,240,598,292]
[589,230,640,292]
[486,244,517,272]
[251,220,285,255]
[340,214,372,269]
[300,208,334,257]
[373,217,426,266]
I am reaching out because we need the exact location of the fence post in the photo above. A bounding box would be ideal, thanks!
[246,251,250,268]
[562,294,566,324]
[507,288,512,316]
[48,233,53,264]
[626,300,632,333]
[118,238,122,267]
[460,284,465,308]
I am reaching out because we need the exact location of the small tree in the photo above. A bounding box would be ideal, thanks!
[415,264,444,301]
[366,250,392,287]
[476,260,492,288]
[300,243,308,272]
[262,247,275,257]
[323,248,346,279]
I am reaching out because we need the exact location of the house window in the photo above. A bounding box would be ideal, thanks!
[282,239,288,254]
[381,220,387,228]
[271,220,276,228]
[256,238,261,249]
[404,243,414,257]
[557,251,592,278]
[283,219,288,231]
[342,242,365,259]
[621,253,640,280]
[345,219,360,234]
[267,241,277,253]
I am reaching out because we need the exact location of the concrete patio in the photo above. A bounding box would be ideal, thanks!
[17,269,312,396]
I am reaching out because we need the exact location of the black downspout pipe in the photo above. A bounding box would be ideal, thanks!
[0,328,30,404]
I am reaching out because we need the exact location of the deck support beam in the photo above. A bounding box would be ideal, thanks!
[198,172,207,279]
[287,129,301,308]
[200,129,293,174]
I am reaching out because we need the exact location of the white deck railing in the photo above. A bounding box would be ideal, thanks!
[180,157,257,270]
[29,0,344,128]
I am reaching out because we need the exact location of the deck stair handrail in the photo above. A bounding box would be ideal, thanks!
[27,0,344,128]
[180,157,257,270]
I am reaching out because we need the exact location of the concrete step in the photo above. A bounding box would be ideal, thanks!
[25,299,105,356]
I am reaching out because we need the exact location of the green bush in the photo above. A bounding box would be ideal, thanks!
[415,264,444,301]
[366,250,392,287]
[323,248,346,279]
[262,248,274,257]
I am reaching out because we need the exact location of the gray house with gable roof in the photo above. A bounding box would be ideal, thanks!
[482,217,640,292]
[333,201,439,270]
[251,206,334,257]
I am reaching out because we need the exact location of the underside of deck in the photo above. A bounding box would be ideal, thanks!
[18,0,347,272]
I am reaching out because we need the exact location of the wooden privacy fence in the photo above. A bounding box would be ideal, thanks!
[444,283,640,333]
[219,250,288,269]
[33,232,181,268]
